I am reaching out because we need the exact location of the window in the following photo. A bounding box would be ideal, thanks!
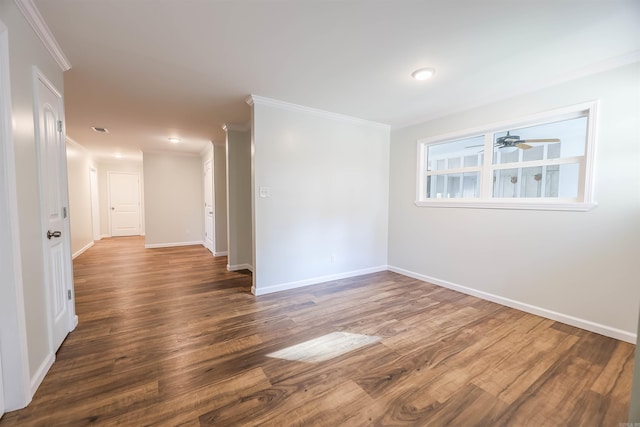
[416,102,597,211]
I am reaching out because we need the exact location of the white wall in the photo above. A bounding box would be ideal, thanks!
[65,140,94,257]
[0,13,29,412]
[143,152,203,247]
[97,159,144,237]
[226,127,252,270]
[251,97,390,295]
[214,143,227,255]
[0,0,64,409]
[388,62,640,341]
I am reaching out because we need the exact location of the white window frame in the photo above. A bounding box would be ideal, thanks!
[415,102,598,211]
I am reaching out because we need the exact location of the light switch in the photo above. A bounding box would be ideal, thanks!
[259,187,270,198]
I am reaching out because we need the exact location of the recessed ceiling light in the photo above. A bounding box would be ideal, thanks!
[114,153,122,159]
[92,126,108,133]
[168,137,181,143]
[412,67,435,81]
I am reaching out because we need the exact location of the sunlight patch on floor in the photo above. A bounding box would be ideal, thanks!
[267,332,380,363]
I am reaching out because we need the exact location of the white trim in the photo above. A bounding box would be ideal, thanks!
[100,234,110,239]
[203,158,214,254]
[416,102,598,210]
[227,263,253,272]
[33,65,77,358]
[107,171,142,237]
[252,265,388,296]
[388,265,636,344]
[13,0,71,71]
[89,167,101,241]
[0,18,31,411]
[222,123,251,132]
[144,241,204,249]
[72,241,94,259]
[199,141,213,158]
[248,95,390,130]
[414,200,597,212]
[29,353,54,397]
[142,149,200,158]
[214,251,228,257]
[70,314,78,331]
[65,136,91,155]
[417,102,595,147]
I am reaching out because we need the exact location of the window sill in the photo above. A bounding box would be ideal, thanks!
[414,199,598,212]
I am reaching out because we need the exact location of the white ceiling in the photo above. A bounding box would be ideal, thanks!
[32,0,640,162]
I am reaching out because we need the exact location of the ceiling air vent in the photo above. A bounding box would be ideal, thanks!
[91,126,108,133]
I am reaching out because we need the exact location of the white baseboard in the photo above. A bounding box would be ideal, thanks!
[72,241,94,259]
[101,234,110,239]
[388,265,637,344]
[144,241,204,249]
[252,265,388,296]
[70,314,78,332]
[30,353,54,397]
[228,263,253,272]
[214,251,228,257]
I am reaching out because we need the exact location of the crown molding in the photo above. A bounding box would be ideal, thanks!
[14,0,71,71]
[198,141,213,157]
[142,149,200,158]
[65,136,91,153]
[247,95,390,131]
[222,123,251,132]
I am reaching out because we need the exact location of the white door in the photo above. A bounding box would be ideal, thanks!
[204,160,214,253]
[90,168,100,240]
[108,172,141,236]
[35,70,72,353]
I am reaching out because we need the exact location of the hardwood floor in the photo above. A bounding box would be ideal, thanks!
[1,236,635,426]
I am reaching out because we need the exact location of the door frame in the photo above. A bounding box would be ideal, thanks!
[107,171,142,237]
[0,18,31,411]
[204,158,214,253]
[32,67,77,355]
[90,167,101,240]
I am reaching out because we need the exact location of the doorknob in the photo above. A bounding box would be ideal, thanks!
[111,207,115,210]
[47,230,62,239]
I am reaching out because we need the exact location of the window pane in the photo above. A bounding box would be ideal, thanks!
[462,172,480,197]
[493,168,519,198]
[520,166,543,197]
[427,135,484,172]
[493,147,520,165]
[492,116,587,165]
[493,163,580,198]
[426,172,479,198]
[448,157,461,169]
[464,155,478,167]
[522,145,544,162]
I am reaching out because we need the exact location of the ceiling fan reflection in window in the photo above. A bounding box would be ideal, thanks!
[467,131,561,151]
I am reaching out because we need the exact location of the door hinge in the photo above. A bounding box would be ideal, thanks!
[57,120,63,133]
[67,290,72,300]
[63,206,67,218]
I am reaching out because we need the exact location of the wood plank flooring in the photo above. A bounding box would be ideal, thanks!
[1,236,635,426]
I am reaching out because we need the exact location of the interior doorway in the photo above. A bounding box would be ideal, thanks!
[107,171,142,237]
[89,168,100,240]
[204,159,214,253]
[33,68,75,354]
